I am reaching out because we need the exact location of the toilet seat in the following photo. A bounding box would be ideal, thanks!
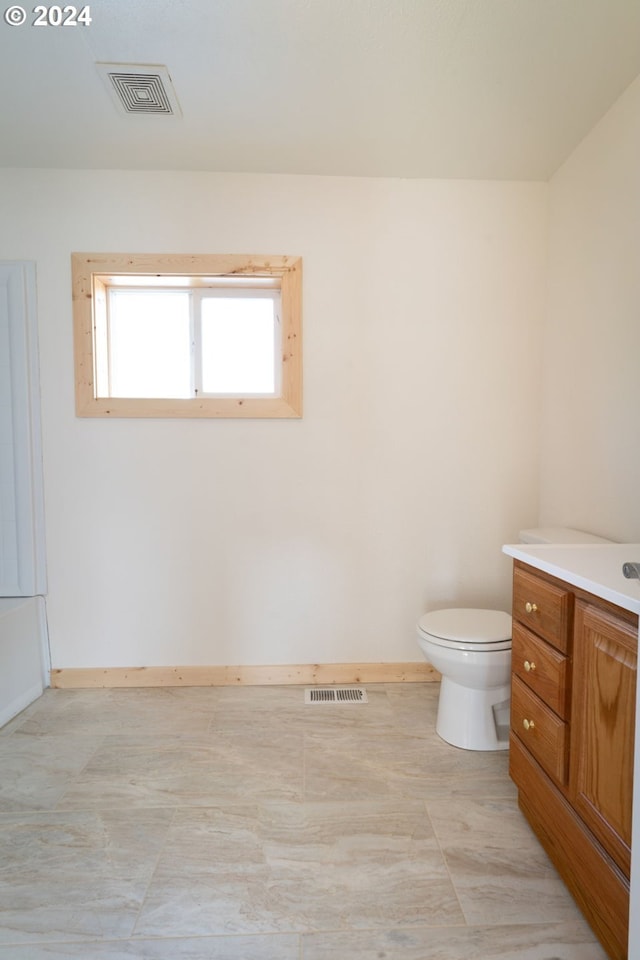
[417,608,512,652]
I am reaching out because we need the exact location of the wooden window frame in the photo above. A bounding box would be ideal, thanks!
[72,252,302,418]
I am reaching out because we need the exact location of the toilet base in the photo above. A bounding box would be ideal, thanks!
[436,676,511,751]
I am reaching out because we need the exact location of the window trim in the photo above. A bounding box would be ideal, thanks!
[72,252,302,418]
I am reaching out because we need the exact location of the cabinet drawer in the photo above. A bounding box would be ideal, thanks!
[512,622,570,719]
[513,566,572,652]
[511,674,568,784]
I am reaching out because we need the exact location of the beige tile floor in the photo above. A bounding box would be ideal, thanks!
[0,683,608,959]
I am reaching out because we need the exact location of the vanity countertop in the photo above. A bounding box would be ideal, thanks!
[502,542,640,616]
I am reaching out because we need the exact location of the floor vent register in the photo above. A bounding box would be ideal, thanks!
[304,687,368,704]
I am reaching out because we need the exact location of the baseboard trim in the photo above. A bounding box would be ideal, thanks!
[50,662,439,689]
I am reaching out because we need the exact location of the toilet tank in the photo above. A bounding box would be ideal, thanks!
[518,527,614,545]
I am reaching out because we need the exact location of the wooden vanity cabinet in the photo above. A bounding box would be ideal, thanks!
[509,561,638,960]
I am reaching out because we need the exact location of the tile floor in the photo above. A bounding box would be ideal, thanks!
[0,683,608,959]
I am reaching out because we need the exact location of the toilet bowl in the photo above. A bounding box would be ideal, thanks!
[416,527,614,752]
[417,608,512,751]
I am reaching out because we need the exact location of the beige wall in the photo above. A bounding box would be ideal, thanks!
[0,171,545,668]
[540,75,640,542]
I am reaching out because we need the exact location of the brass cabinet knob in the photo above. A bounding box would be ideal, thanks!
[523,718,535,732]
[525,602,538,614]
[523,660,536,672]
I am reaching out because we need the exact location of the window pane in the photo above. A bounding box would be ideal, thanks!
[108,291,191,398]
[201,297,276,394]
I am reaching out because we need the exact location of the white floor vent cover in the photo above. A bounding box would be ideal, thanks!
[305,687,368,704]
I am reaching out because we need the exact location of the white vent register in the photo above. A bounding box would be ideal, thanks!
[96,63,182,117]
[305,687,368,704]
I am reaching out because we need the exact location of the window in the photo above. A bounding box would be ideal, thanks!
[72,253,302,418]
[97,282,279,399]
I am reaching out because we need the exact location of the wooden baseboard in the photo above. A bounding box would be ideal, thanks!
[50,661,439,689]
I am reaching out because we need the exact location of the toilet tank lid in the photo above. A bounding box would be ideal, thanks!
[518,527,614,545]
[418,608,512,644]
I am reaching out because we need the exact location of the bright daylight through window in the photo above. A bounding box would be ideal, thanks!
[72,253,302,418]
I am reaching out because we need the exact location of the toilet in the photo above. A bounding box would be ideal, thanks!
[416,526,613,752]
[417,607,512,751]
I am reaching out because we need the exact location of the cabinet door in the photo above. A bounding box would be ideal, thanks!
[571,600,637,877]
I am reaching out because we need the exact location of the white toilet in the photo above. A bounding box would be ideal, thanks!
[416,526,613,751]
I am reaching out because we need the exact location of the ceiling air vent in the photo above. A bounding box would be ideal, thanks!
[96,63,182,118]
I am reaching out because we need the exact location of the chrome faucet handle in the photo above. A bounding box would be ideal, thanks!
[622,562,640,580]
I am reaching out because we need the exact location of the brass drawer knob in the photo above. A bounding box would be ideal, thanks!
[523,718,535,732]
[524,660,536,672]
[525,602,538,614]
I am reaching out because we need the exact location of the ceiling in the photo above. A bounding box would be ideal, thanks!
[1,0,639,180]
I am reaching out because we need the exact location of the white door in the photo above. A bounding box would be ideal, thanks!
[0,261,49,725]
[0,260,46,596]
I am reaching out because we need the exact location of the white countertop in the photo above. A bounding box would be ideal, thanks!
[502,543,640,616]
